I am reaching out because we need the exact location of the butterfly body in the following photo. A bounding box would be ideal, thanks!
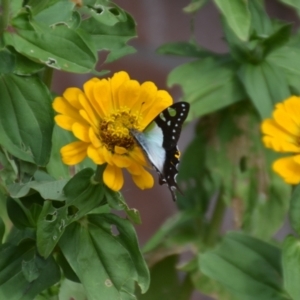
[130,102,190,201]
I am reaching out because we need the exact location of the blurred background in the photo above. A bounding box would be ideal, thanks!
[51,1,299,298]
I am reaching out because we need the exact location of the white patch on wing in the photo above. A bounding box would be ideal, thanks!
[131,124,165,173]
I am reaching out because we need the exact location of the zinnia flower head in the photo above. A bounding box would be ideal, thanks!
[53,71,173,191]
[261,96,300,184]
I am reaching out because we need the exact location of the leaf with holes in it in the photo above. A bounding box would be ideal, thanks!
[37,168,105,258]
[0,73,53,165]
[79,3,136,63]
[59,214,150,299]
[5,14,97,73]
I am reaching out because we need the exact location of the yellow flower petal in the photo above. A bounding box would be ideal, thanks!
[127,162,146,175]
[78,93,99,129]
[93,79,113,117]
[129,146,148,166]
[103,164,124,191]
[273,156,300,184]
[110,71,130,108]
[114,146,127,155]
[84,78,105,119]
[62,87,84,110]
[261,119,300,152]
[53,97,85,125]
[60,141,88,165]
[141,90,173,129]
[72,122,90,142]
[54,115,74,131]
[276,96,300,130]
[112,154,131,168]
[87,145,105,164]
[89,127,102,148]
[131,168,154,190]
[117,79,140,108]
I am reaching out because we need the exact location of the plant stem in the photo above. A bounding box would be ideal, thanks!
[0,0,10,37]
[42,67,54,89]
[204,190,226,247]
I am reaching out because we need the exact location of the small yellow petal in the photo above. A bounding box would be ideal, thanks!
[261,119,300,152]
[62,87,84,110]
[78,93,99,129]
[84,78,105,119]
[112,154,131,168]
[72,122,90,142]
[102,146,113,165]
[114,146,127,155]
[127,162,144,175]
[93,79,113,116]
[89,127,102,148]
[53,97,84,124]
[87,145,105,164]
[273,156,300,184]
[129,146,148,166]
[141,90,173,129]
[103,164,124,191]
[60,141,88,165]
[54,115,74,131]
[117,80,140,108]
[131,168,154,190]
[110,71,130,108]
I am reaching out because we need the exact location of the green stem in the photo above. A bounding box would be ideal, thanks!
[0,0,10,37]
[204,190,226,247]
[42,67,54,89]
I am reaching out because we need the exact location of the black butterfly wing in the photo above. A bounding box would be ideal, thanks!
[154,102,190,200]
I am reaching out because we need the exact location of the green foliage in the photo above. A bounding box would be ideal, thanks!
[1,0,300,299]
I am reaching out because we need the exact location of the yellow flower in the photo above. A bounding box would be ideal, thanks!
[53,71,173,191]
[261,96,300,184]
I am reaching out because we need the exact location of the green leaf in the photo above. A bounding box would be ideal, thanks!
[214,0,251,41]
[0,74,53,165]
[238,61,290,119]
[37,168,105,257]
[105,187,141,224]
[0,241,61,300]
[80,4,136,63]
[248,0,273,36]
[10,0,23,18]
[6,197,35,229]
[289,185,300,234]
[47,125,74,179]
[0,217,5,244]
[261,24,292,57]
[136,255,193,300]
[183,0,209,13]
[282,235,300,299]
[0,49,16,73]
[157,41,208,57]
[59,214,150,299]
[30,0,75,27]
[5,16,97,73]
[168,57,246,119]
[8,179,67,200]
[200,232,286,300]
[58,278,86,300]
[267,43,300,95]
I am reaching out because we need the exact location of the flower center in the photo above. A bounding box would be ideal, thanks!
[99,107,141,153]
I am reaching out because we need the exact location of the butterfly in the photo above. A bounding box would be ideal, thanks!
[130,102,190,201]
